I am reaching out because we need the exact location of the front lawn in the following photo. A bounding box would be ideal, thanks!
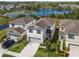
[8,37,28,53]
[2,54,14,57]
[35,47,65,57]
[0,30,7,43]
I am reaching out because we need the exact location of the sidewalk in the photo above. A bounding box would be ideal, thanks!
[4,51,19,57]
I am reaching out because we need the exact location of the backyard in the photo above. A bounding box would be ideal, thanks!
[0,16,13,25]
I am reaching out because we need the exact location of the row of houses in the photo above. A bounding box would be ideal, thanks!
[7,17,55,43]
[6,17,79,56]
[0,4,25,11]
[59,4,79,9]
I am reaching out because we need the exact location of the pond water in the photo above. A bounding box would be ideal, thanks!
[0,24,9,30]
[3,13,18,18]
[3,9,71,18]
[32,9,71,16]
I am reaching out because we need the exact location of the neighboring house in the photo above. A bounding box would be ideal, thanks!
[7,27,26,42]
[59,20,79,56]
[7,17,35,41]
[27,18,55,43]
[9,17,36,30]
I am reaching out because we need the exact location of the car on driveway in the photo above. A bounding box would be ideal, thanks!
[2,39,15,49]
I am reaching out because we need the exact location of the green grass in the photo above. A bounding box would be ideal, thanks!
[35,47,64,57]
[8,39,28,53]
[0,16,13,24]
[35,48,48,57]
[7,10,33,14]
[0,30,7,43]
[2,54,14,57]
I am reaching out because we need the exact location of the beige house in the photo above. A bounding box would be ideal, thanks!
[59,20,79,57]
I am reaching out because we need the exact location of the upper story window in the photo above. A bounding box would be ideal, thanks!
[37,30,41,34]
[61,27,64,30]
[60,35,64,39]
[11,23,15,26]
[68,33,74,39]
[29,28,33,33]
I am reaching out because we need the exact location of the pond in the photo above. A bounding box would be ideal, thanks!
[3,13,18,18]
[3,9,71,18]
[32,9,71,16]
[0,24,9,30]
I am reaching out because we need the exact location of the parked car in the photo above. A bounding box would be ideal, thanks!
[2,39,15,49]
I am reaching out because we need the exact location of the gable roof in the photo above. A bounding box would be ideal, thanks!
[10,17,34,25]
[35,18,55,29]
[60,20,79,34]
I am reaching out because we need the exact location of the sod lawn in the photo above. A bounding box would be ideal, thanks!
[8,38,28,53]
[0,30,7,43]
[2,54,14,57]
[0,16,13,25]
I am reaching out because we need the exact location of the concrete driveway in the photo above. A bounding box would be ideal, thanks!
[19,42,40,57]
[69,45,79,57]
[0,43,7,57]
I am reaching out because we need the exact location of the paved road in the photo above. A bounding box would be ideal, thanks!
[19,42,40,57]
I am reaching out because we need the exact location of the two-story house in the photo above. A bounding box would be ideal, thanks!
[27,18,55,43]
[59,20,79,57]
[7,17,35,41]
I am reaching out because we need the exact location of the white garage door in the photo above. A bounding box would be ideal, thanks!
[10,35,18,41]
[69,45,79,57]
[30,37,41,43]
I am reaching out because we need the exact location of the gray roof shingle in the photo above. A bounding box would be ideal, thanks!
[60,20,79,35]
[10,17,34,25]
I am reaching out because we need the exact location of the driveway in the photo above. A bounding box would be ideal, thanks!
[19,42,40,57]
[0,43,7,57]
[69,45,79,57]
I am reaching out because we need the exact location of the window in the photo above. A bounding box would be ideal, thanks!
[61,27,64,30]
[37,30,41,34]
[29,29,33,33]
[11,23,15,26]
[68,33,74,39]
[61,36,64,39]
